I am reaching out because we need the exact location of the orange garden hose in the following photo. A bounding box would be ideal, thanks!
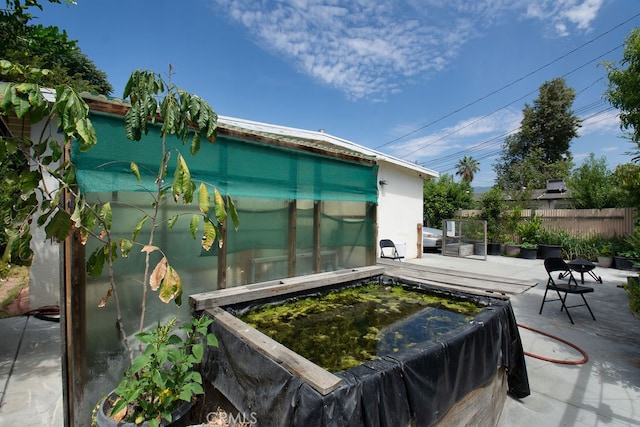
[517,323,589,365]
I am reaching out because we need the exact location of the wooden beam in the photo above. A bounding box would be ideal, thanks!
[288,200,297,277]
[190,266,385,311]
[313,200,321,273]
[218,219,227,289]
[204,306,342,395]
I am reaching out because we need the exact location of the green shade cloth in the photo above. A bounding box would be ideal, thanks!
[72,113,379,203]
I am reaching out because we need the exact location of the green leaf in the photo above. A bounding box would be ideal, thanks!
[190,132,201,155]
[87,246,106,277]
[119,238,133,257]
[70,197,84,228]
[227,195,240,231]
[192,343,204,362]
[44,210,72,242]
[167,215,179,230]
[201,219,217,251]
[132,215,149,241]
[198,183,209,215]
[129,354,150,373]
[207,334,219,347]
[130,162,141,182]
[171,155,194,204]
[213,188,227,225]
[158,265,182,304]
[189,215,199,239]
[99,203,112,231]
[48,138,63,162]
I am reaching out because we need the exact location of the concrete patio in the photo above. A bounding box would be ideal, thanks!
[0,253,638,426]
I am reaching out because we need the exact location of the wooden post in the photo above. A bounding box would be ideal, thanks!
[288,200,297,277]
[313,200,322,273]
[417,223,423,259]
[368,202,378,265]
[217,219,227,289]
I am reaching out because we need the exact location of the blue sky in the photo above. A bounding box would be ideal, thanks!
[36,0,638,188]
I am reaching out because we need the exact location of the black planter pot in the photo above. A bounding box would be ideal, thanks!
[97,391,193,427]
[537,244,562,260]
[487,243,502,256]
[473,242,486,256]
[520,247,537,259]
[614,256,639,271]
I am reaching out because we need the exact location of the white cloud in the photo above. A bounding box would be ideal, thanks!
[209,0,606,100]
[388,108,522,160]
[579,109,621,136]
[525,0,604,36]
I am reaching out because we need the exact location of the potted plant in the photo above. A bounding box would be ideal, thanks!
[519,242,538,259]
[614,228,640,270]
[479,188,504,255]
[503,241,521,257]
[625,272,640,318]
[597,243,614,268]
[96,316,217,427]
[536,227,563,260]
[1,64,239,426]
[516,215,541,259]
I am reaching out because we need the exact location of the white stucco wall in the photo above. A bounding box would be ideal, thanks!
[29,120,63,309]
[377,163,425,259]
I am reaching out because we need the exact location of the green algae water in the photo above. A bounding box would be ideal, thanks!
[240,283,482,373]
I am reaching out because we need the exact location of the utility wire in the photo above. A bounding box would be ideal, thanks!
[399,44,623,160]
[375,12,640,150]
[434,106,619,174]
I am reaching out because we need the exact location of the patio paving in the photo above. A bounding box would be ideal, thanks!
[0,253,638,426]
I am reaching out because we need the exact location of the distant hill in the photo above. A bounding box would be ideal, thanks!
[472,186,492,195]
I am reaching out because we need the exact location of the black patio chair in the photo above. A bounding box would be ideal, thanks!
[379,239,404,261]
[539,257,596,324]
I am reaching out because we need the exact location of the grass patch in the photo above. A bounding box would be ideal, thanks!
[0,265,29,318]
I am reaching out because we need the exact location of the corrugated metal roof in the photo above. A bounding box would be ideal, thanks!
[3,87,438,178]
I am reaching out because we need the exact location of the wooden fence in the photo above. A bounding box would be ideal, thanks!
[455,207,637,238]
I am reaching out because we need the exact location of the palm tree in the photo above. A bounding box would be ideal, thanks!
[455,156,480,183]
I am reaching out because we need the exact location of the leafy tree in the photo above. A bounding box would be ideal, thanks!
[604,28,640,161]
[0,0,113,94]
[0,63,238,363]
[455,155,480,183]
[423,174,474,228]
[494,77,579,193]
[479,187,505,242]
[613,162,640,208]
[567,153,621,209]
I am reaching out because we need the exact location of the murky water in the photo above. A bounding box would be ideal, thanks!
[240,283,481,372]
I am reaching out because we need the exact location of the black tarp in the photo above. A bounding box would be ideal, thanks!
[201,291,529,426]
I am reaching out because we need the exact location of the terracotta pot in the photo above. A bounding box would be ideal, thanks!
[597,256,613,268]
[503,244,521,257]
